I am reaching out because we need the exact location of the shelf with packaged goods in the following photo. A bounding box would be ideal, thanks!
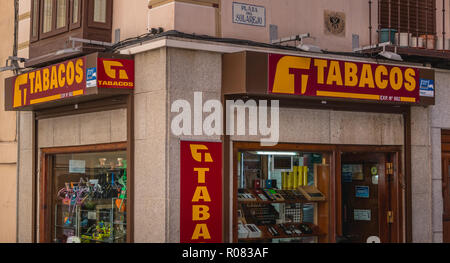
[237,189,327,204]
[238,223,324,242]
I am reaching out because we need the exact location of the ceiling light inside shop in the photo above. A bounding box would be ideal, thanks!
[255,151,298,156]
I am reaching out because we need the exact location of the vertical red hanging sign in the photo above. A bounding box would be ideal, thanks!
[180,141,223,243]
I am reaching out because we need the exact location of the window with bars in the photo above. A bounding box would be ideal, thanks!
[378,0,436,37]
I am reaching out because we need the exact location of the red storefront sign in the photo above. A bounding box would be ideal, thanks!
[97,58,135,89]
[11,57,86,109]
[269,53,421,103]
[5,54,135,111]
[180,141,222,243]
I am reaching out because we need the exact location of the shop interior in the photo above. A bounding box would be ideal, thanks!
[234,147,398,243]
[50,151,128,243]
[236,150,330,243]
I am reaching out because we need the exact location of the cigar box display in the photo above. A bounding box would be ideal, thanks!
[237,209,247,225]
[242,203,279,225]
[238,223,250,239]
[254,189,269,201]
[263,189,285,202]
[297,186,326,202]
[245,224,262,238]
[237,189,257,202]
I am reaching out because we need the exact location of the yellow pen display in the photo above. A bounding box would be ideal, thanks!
[293,166,298,189]
[303,166,309,186]
[282,172,287,190]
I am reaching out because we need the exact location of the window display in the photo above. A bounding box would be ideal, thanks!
[51,151,127,243]
[236,151,329,243]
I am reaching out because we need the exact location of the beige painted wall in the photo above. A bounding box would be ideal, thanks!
[146,0,379,52]
[146,0,450,52]
[0,0,17,243]
[13,0,33,243]
[112,0,149,42]
[221,0,377,51]
[148,3,176,37]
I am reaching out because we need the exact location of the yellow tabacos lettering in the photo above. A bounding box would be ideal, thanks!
[191,224,211,240]
[13,58,85,108]
[188,144,215,242]
[192,186,211,202]
[29,58,84,94]
[272,56,418,98]
[13,74,28,108]
[192,205,210,221]
[98,80,134,87]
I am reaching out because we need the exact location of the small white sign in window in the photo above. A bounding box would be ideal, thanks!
[354,209,371,221]
[69,160,86,174]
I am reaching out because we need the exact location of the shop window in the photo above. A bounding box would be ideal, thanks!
[235,150,330,243]
[50,150,127,243]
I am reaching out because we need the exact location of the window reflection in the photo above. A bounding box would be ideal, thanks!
[72,0,79,24]
[56,0,67,28]
[52,151,127,243]
[43,0,53,33]
[93,0,107,23]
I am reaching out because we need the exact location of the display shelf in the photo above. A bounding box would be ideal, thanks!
[55,225,77,229]
[237,223,323,242]
[238,189,326,204]
[80,237,113,243]
[53,198,127,243]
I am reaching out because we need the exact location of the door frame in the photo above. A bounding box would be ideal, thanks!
[441,130,450,243]
[336,145,403,243]
[441,154,450,243]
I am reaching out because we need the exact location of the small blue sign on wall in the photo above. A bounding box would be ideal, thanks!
[342,164,353,183]
[419,79,434,97]
[87,67,97,88]
[355,186,370,198]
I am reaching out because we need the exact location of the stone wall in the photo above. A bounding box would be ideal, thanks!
[428,70,450,243]
[133,47,168,242]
